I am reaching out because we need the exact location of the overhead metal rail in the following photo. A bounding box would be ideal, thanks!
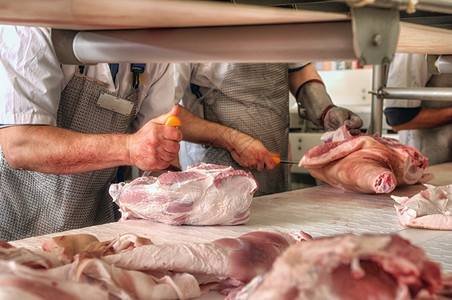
[52,22,357,65]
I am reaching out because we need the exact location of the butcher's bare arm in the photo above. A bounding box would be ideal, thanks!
[288,63,323,96]
[0,119,181,175]
[177,106,277,171]
[392,107,452,132]
[0,125,130,174]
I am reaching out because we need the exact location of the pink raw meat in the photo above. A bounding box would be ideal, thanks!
[40,230,310,297]
[42,233,153,264]
[229,233,443,300]
[0,254,201,300]
[0,239,62,269]
[393,184,452,230]
[0,260,109,300]
[109,163,258,225]
[101,230,311,294]
[299,126,433,193]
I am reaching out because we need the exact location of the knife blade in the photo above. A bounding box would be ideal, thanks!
[271,156,299,165]
[278,160,299,165]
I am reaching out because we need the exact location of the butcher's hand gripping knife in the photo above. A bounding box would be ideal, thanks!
[142,116,181,176]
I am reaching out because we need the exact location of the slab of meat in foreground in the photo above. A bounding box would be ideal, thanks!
[109,163,258,225]
[299,126,432,193]
[0,260,109,300]
[40,230,310,298]
[100,230,311,295]
[393,184,452,230]
[229,233,443,300]
[0,239,62,269]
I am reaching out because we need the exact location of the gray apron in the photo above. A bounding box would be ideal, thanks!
[0,71,138,241]
[200,63,290,196]
[399,74,452,165]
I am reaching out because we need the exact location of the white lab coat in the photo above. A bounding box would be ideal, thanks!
[0,26,176,132]
[386,53,452,165]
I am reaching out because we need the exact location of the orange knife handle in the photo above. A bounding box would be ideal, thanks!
[272,156,281,165]
[165,115,181,127]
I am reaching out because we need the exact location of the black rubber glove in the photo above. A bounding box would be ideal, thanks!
[296,81,363,135]
[323,106,363,135]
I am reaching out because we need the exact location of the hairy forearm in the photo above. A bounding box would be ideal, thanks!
[0,125,130,174]
[392,107,452,131]
[178,106,239,152]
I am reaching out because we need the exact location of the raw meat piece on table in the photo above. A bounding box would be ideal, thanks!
[0,255,200,300]
[393,184,452,230]
[0,260,109,300]
[0,239,62,269]
[40,230,310,297]
[299,125,433,194]
[109,163,258,225]
[229,233,443,300]
[101,230,310,294]
[42,232,153,264]
[65,257,202,300]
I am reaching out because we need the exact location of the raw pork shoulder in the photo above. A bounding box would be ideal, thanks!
[230,233,443,300]
[109,163,258,225]
[299,126,432,193]
[393,184,452,230]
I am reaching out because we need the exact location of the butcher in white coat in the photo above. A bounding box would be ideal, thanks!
[0,26,183,241]
[384,53,452,165]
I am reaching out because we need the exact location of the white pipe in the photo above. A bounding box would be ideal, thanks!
[369,64,386,135]
[380,87,452,101]
[64,22,356,64]
[435,55,452,74]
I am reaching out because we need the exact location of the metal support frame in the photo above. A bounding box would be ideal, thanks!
[351,7,399,66]
[51,4,401,66]
[368,64,387,135]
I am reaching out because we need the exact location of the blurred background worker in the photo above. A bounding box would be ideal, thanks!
[0,26,182,241]
[175,63,363,196]
[384,53,452,165]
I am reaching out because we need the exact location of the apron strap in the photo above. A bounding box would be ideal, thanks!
[190,83,203,98]
[79,64,144,89]
[109,63,119,83]
[131,63,145,89]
